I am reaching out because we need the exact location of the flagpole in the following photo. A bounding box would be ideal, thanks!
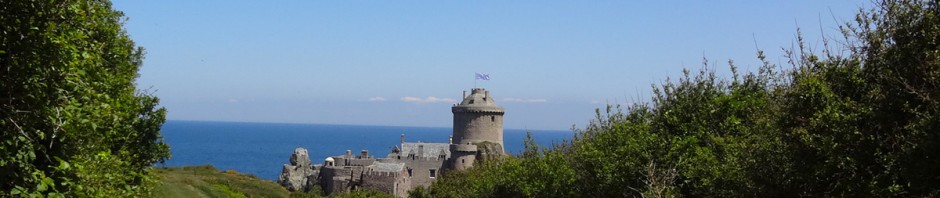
[474,73,477,88]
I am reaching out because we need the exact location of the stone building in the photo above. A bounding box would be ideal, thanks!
[449,88,505,170]
[278,88,505,197]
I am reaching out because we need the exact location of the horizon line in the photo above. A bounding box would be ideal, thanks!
[165,119,574,132]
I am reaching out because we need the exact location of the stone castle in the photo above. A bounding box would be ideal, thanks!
[277,88,505,197]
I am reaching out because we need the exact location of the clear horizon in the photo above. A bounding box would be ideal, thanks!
[115,1,872,130]
[165,119,572,132]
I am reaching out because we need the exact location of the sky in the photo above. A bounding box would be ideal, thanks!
[113,1,873,131]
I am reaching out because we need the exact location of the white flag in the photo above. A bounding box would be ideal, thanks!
[475,73,490,80]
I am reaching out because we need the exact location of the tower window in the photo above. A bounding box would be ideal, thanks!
[469,100,474,104]
[491,116,495,122]
[429,169,437,178]
[407,168,413,177]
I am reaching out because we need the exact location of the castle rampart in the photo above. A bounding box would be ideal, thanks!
[278,87,506,197]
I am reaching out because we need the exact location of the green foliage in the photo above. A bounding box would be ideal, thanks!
[291,190,325,198]
[147,165,292,198]
[407,186,430,198]
[427,0,940,197]
[425,133,577,198]
[331,189,395,198]
[1,0,170,196]
[776,0,940,195]
[291,183,324,198]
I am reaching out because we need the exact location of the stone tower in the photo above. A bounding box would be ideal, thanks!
[448,88,504,170]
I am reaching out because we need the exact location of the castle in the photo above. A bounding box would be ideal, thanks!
[277,88,505,197]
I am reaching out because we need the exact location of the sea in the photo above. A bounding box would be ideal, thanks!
[159,120,575,181]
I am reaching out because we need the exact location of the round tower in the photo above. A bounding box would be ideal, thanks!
[451,88,505,151]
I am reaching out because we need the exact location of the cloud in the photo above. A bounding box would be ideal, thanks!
[228,98,239,103]
[591,100,601,104]
[527,99,548,103]
[368,97,387,102]
[502,98,548,103]
[401,96,457,104]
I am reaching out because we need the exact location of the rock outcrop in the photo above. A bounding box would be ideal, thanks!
[278,147,319,191]
[290,147,312,167]
[474,141,505,162]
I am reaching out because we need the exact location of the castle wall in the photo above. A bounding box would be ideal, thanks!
[384,158,444,188]
[453,112,503,146]
[448,151,476,171]
[447,144,477,170]
[319,166,365,195]
[362,169,411,198]
[335,157,376,167]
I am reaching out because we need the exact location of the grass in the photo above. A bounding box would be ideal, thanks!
[146,165,291,198]
[146,165,396,198]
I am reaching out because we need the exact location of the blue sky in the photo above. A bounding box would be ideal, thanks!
[114,1,872,130]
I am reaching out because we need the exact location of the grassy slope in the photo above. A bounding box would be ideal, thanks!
[147,165,292,198]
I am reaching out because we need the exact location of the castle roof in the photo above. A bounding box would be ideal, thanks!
[453,88,504,113]
[401,142,450,159]
[369,162,405,172]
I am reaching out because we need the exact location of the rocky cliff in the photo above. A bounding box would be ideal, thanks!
[277,147,319,192]
[473,141,505,163]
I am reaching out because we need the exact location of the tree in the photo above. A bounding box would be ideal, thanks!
[777,0,940,195]
[0,0,170,196]
[426,0,940,197]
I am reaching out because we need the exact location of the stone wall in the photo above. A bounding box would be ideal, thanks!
[362,169,410,197]
[447,144,477,171]
[452,111,504,147]
[384,158,444,188]
[334,156,377,167]
[318,165,364,195]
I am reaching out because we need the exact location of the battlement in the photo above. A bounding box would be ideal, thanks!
[455,88,502,108]
[452,106,505,114]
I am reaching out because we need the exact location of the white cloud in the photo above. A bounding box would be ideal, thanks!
[502,98,548,103]
[228,98,239,103]
[368,97,387,102]
[401,96,457,104]
[591,100,602,104]
[527,99,548,103]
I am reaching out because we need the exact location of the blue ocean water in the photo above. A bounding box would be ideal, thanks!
[159,120,574,181]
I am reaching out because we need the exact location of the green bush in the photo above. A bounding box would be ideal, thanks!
[1,0,170,196]
[425,0,940,197]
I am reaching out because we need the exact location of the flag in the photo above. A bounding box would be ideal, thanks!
[475,73,490,80]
